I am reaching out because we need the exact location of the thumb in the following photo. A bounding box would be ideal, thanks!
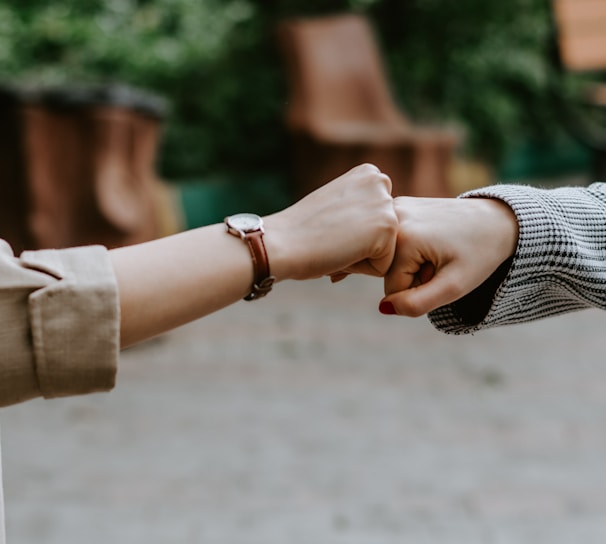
[380,269,461,317]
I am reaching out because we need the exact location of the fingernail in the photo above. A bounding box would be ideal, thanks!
[379,301,396,315]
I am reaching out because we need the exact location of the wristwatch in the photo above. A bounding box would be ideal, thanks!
[225,213,275,301]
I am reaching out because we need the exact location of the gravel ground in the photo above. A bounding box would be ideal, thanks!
[2,274,606,544]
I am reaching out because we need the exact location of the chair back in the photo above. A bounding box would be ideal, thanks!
[277,14,406,132]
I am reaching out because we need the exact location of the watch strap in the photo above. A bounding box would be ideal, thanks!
[243,230,275,301]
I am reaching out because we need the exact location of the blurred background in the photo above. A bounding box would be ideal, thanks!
[2,0,606,543]
[1,0,603,240]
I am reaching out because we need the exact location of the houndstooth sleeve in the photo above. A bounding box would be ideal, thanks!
[428,182,606,334]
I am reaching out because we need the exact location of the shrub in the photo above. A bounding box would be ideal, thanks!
[0,0,567,180]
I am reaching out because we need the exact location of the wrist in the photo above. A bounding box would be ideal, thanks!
[469,197,519,262]
[261,214,297,282]
[224,213,276,300]
[486,198,519,260]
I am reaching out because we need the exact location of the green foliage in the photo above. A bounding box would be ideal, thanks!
[372,0,558,162]
[0,0,566,178]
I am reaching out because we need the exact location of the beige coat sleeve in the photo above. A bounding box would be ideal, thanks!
[0,240,119,407]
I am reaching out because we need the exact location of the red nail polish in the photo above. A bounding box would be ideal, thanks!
[379,301,396,315]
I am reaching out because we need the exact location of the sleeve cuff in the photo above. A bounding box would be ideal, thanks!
[23,245,119,399]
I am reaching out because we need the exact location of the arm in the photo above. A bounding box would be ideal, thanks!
[0,164,396,406]
[382,182,606,334]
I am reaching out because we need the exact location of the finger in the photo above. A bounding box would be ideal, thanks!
[329,272,350,283]
[343,259,387,277]
[381,269,463,317]
[368,244,397,277]
[417,261,436,284]
[383,257,420,295]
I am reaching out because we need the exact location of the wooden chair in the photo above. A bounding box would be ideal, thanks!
[550,0,606,178]
[277,13,460,198]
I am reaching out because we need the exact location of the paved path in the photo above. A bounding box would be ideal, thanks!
[2,275,606,543]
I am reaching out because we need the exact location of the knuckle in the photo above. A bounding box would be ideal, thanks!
[378,172,393,191]
[382,209,399,234]
[395,224,417,249]
[358,162,380,173]
[357,164,392,189]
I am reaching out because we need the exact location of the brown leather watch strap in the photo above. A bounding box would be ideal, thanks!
[243,230,275,300]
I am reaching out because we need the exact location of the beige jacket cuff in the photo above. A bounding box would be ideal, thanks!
[23,245,119,401]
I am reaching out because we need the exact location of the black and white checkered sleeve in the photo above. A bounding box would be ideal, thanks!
[428,182,606,334]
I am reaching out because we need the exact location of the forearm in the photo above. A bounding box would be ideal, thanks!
[110,223,257,348]
[430,182,606,333]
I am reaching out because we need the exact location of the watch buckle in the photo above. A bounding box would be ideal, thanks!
[244,276,276,301]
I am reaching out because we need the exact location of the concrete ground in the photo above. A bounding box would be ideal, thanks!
[2,274,606,544]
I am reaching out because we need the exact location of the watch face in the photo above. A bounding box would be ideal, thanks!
[226,213,263,233]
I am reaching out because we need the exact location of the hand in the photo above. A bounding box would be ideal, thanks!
[380,196,519,316]
[264,164,398,281]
